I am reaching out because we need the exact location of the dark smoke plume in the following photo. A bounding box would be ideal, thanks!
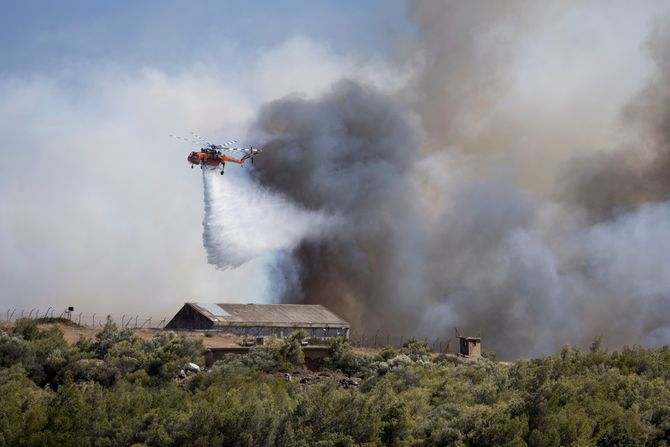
[243,3,670,358]
[252,80,426,331]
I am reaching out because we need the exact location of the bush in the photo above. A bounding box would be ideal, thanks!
[94,316,136,358]
[323,337,372,377]
[278,330,308,369]
[12,318,40,341]
[212,346,283,375]
[400,339,430,361]
[142,332,204,380]
[3,322,670,446]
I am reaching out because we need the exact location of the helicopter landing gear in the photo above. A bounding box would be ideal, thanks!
[220,162,225,175]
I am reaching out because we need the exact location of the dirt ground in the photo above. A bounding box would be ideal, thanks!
[3,322,507,364]
[6,322,387,352]
[3,322,244,349]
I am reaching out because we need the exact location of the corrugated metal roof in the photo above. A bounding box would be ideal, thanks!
[197,303,230,317]
[189,303,349,328]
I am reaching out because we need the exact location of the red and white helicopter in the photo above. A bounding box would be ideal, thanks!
[170,132,262,175]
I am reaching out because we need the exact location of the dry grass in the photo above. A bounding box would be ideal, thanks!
[3,322,505,364]
[3,322,244,349]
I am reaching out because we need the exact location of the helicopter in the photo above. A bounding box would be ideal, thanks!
[170,132,262,175]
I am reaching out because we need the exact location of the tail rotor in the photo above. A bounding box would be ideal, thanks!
[248,146,262,165]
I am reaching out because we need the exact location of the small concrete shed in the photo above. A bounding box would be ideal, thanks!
[457,336,481,358]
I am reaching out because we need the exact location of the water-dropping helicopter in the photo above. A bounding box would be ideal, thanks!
[170,132,262,175]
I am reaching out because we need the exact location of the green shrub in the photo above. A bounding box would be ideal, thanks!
[2,322,670,446]
[278,330,308,369]
[400,339,430,361]
[12,318,40,341]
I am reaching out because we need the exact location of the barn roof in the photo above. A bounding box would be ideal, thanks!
[186,303,349,328]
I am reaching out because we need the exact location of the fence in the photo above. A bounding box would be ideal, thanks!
[349,331,453,354]
[1,308,168,330]
[2,309,456,353]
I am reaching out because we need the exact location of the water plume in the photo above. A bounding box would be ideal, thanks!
[201,169,337,270]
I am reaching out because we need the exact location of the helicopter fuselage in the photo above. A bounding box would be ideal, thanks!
[187,150,250,170]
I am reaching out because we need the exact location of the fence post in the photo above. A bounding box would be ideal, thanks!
[77,313,82,325]
[91,314,96,329]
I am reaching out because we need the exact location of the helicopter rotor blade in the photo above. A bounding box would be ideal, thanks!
[169,134,201,145]
[220,139,237,147]
[217,146,249,154]
[190,132,212,146]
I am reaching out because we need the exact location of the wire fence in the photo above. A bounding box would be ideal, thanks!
[1,308,168,330]
[349,331,453,354]
[2,309,456,353]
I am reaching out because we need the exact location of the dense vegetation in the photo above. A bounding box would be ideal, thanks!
[1,319,670,446]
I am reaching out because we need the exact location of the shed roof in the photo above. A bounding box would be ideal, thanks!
[457,336,481,342]
[187,303,349,328]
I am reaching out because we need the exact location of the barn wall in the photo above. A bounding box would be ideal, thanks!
[213,326,349,338]
[165,304,214,330]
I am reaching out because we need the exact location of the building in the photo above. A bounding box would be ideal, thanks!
[165,302,350,338]
[457,336,481,358]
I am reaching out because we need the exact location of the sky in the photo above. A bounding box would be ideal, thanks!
[0,1,411,73]
[3,1,670,356]
[0,0,412,320]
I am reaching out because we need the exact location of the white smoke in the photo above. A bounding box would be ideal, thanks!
[201,168,338,270]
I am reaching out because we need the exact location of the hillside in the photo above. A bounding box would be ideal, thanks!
[1,319,669,446]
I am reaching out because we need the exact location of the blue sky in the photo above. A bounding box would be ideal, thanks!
[0,1,412,74]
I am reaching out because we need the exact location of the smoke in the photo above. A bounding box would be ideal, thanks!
[405,0,546,150]
[0,35,399,317]
[201,169,337,270]
[248,80,427,329]
[235,2,670,358]
[563,20,670,219]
